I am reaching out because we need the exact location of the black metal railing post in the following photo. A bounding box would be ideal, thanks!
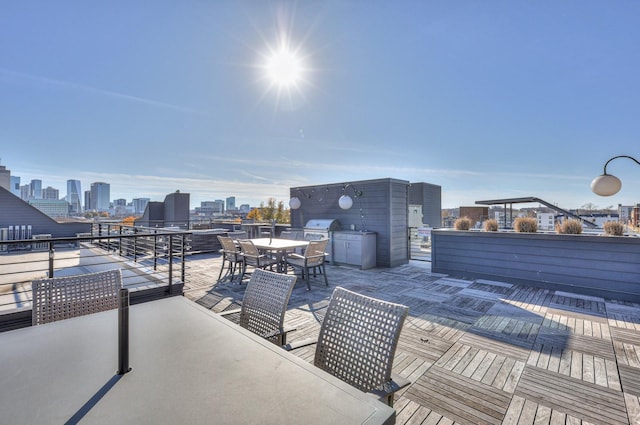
[168,234,173,294]
[118,226,123,257]
[48,241,54,278]
[117,288,131,375]
[153,233,158,271]
[133,228,138,262]
[181,234,186,283]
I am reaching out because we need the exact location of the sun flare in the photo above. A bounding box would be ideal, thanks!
[265,48,303,87]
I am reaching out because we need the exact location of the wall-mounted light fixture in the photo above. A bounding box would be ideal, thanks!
[338,183,364,210]
[289,197,301,209]
[591,155,640,196]
[289,189,311,210]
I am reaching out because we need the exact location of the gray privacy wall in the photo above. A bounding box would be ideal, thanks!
[290,178,410,268]
[0,186,90,238]
[432,229,640,302]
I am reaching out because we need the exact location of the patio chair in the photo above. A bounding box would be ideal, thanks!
[32,269,123,325]
[220,269,297,345]
[286,286,410,406]
[217,235,243,283]
[285,238,329,290]
[237,239,278,282]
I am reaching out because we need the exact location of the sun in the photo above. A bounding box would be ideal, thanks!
[265,48,303,87]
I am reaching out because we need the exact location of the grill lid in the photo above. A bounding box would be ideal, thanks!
[304,219,341,231]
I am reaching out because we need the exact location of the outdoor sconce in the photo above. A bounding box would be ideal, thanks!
[591,155,640,196]
[289,189,311,209]
[339,184,363,210]
[289,197,301,210]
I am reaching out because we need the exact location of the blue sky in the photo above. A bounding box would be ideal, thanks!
[1,1,639,209]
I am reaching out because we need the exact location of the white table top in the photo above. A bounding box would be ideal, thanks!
[250,237,309,251]
[0,296,394,425]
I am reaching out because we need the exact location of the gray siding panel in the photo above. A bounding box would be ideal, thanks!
[432,229,640,302]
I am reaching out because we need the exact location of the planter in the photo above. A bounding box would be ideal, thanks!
[432,229,640,302]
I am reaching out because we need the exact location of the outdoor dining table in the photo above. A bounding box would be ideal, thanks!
[0,296,394,425]
[250,237,309,273]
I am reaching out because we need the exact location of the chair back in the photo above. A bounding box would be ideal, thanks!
[227,231,248,240]
[304,239,329,266]
[32,269,123,325]
[218,235,239,257]
[238,239,259,257]
[239,269,297,342]
[280,230,304,240]
[314,287,409,393]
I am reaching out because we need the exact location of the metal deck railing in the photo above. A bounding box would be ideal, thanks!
[0,224,196,316]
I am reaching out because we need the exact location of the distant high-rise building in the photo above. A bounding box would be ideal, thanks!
[20,184,30,201]
[28,199,69,219]
[84,190,91,212]
[67,180,82,214]
[226,196,236,211]
[10,176,20,197]
[113,198,127,206]
[30,179,42,199]
[90,182,110,211]
[0,164,10,191]
[195,200,224,216]
[132,198,150,214]
[239,204,251,214]
[42,186,59,200]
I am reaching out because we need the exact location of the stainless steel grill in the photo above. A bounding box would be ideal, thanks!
[303,219,340,261]
[303,219,341,240]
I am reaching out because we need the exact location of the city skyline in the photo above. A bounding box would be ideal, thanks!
[1,2,639,209]
[4,164,253,210]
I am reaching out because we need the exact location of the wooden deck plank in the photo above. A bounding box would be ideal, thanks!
[515,366,628,424]
[481,355,507,387]
[624,393,640,425]
[619,364,640,397]
[535,328,615,359]
[501,395,526,425]
[471,351,497,381]
[534,404,552,425]
[406,366,511,425]
[458,330,532,362]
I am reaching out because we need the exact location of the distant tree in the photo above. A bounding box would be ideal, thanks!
[121,216,139,226]
[580,203,597,213]
[245,199,290,224]
[246,208,262,221]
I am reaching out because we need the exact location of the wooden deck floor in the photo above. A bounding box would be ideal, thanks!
[183,253,640,425]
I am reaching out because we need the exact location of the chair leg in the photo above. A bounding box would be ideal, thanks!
[230,261,237,282]
[239,263,247,283]
[217,257,228,283]
[304,266,311,290]
[321,263,328,286]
